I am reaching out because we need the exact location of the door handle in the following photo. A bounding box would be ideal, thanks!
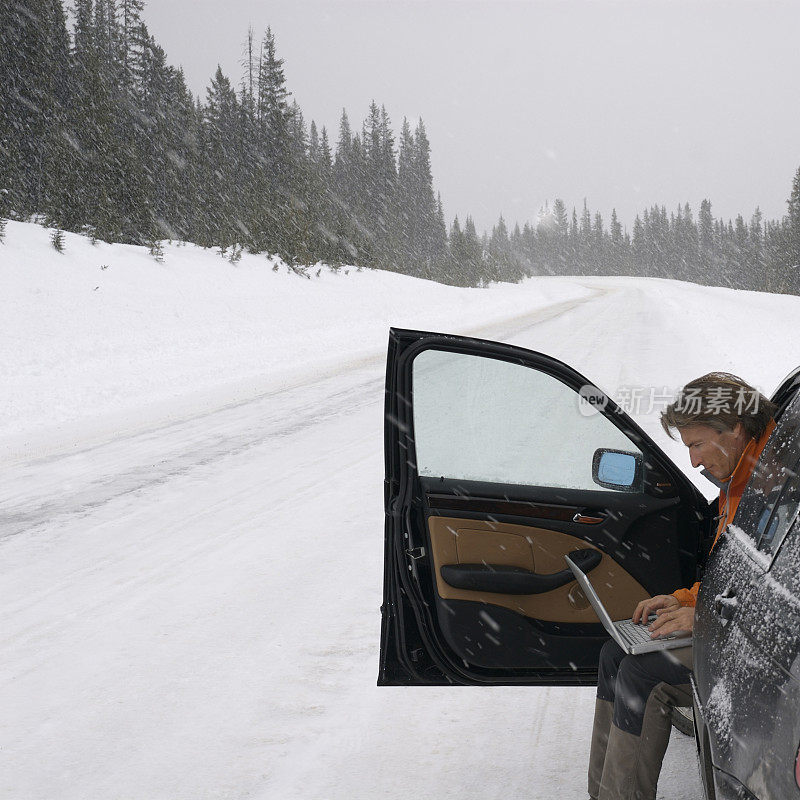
[713,589,738,625]
[573,513,605,524]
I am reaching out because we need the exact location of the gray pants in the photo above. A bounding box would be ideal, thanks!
[588,640,692,800]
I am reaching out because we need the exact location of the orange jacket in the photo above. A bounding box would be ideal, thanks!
[671,419,776,608]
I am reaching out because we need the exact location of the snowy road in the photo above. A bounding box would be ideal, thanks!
[0,281,712,800]
[1,284,603,541]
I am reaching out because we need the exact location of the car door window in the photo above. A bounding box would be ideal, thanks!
[412,348,642,490]
[757,468,800,555]
[734,390,800,558]
[769,520,800,599]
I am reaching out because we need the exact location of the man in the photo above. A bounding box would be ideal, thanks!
[588,372,777,800]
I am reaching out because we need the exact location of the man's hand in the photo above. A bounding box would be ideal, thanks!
[649,605,694,638]
[632,594,680,624]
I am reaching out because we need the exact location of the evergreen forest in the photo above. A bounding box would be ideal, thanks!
[2,0,800,292]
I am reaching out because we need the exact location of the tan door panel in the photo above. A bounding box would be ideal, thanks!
[429,516,649,624]
[456,529,536,568]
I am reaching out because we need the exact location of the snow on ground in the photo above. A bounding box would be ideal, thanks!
[2,220,800,799]
[0,221,590,462]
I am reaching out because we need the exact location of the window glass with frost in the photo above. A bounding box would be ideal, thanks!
[412,349,641,490]
[734,390,800,556]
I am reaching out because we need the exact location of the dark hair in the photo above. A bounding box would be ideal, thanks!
[660,372,776,441]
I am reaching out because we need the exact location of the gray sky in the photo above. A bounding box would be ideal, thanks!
[142,0,800,235]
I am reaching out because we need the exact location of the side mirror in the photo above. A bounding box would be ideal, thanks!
[592,448,643,492]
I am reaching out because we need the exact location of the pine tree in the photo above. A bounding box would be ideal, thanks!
[521,221,536,275]
[93,0,118,70]
[749,207,767,290]
[511,221,531,278]
[610,208,626,275]
[347,132,369,263]
[67,0,129,239]
[734,214,749,286]
[309,120,320,163]
[448,216,468,285]
[593,212,606,274]
[313,125,336,262]
[166,67,202,242]
[535,202,556,275]
[489,215,513,281]
[631,215,646,275]
[136,35,174,240]
[698,199,714,282]
[0,0,71,220]
[360,101,398,269]
[241,27,256,106]
[379,105,400,269]
[764,219,787,293]
[434,192,449,278]
[568,208,579,272]
[462,216,485,284]
[235,58,258,249]
[674,203,698,281]
[717,219,738,288]
[286,100,315,264]
[257,28,289,129]
[550,198,569,274]
[552,198,568,234]
[119,0,144,83]
[579,199,592,274]
[785,166,800,273]
[332,109,362,264]
[51,227,65,251]
[410,119,442,278]
[304,119,326,260]
[252,27,293,257]
[203,66,241,248]
[395,117,416,273]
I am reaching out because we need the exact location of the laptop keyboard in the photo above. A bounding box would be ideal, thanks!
[616,618,659,647]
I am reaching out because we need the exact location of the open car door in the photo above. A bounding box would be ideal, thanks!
[379,328,710,686]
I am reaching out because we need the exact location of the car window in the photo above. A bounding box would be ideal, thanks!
[756,467,800,554]
[734,390,800,557]
[767,518,800,602]
[411,348,642,490]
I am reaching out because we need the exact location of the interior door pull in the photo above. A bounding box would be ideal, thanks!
[573,513,604,524]
[440,547,602,595]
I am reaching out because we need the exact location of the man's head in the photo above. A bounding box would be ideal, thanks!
[661,372,776,481]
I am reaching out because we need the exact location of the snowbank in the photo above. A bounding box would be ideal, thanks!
[0,221,588,459]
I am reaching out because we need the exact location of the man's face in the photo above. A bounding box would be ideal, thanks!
[679,423,748,481]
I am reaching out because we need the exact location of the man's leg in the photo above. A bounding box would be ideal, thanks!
[588,640,626,800]
[598,647,692,800]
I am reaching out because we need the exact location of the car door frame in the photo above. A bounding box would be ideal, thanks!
[380,327,712,687]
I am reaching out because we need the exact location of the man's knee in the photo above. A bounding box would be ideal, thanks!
[613,655,660,734]
[597,639,626,702]
[650,680,692,712]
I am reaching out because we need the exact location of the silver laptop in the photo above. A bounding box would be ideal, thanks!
[564,554,692,655]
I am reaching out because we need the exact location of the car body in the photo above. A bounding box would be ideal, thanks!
[379,327,800,800]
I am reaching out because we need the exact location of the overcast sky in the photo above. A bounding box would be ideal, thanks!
[141,0,800,235]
